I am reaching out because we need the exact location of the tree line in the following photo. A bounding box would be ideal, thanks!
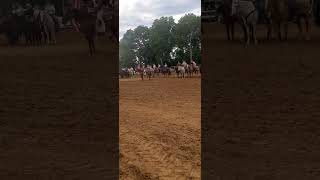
[119,13,201,68]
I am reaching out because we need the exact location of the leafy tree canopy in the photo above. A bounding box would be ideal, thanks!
[120,13,201,68]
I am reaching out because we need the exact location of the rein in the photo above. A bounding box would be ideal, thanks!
[245,9,257,22]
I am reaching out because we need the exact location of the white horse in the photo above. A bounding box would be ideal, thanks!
[177,65,185,78]
[38,10,56,44]
[231,0,259,47]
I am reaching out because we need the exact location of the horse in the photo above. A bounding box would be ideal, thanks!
[263,0,289,41]
[145,66,154,80]
[161,66,170,77]
[38,10,57,45]
[152,66,160,77]
[231,0,259,47]
[64,8,97,56]
[0,15,20,45]
[119,68,129,78]
[128,67,135,78]
[288,0,313,40]
[23,8,44,46]
[217,0,237,41]
[190,63,200,75]
[135,65,145,80]
[175,65,185,78]
[101,7,118,42]
[263,0,313,41]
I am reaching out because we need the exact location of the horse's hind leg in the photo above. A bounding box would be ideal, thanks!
[297,16,303,40]
[305,16,310,40]
[243,23,249,47]
[252,24,258,45]
[231,22,235,40]
[226,23,231,41]
[92,38,96,54]
[284,22,288,41]
[87,38,93,56]
[278,23,282,41]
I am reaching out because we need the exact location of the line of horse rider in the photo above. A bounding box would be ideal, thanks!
[0,0,114,47]
[214,0,318,47]
[120,61,201,80]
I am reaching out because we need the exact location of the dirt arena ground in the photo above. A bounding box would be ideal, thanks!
[120,77,201,179]
[0,31,118,179]
[202,22,320,179]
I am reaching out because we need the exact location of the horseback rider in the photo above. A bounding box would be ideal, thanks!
[96,2,106,36]
[182,61,187,66]
[33,4,41,18]
[24,2,33,12]
[24,2,34,22]
[191,60,196,66]
[12,3,25,17]
[44,1,59,31]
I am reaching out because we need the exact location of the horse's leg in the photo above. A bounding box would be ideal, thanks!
[226,23,231,41]
[267,19,272,40]
[231,22,235,41]
[278,22,282,41]
[241,23,247,44]
[297,16,303,40]
[87,37,93,56]
[305,16,310,40]
[92,37,96,54]
[284,21,288,41]
[253,23,258,45]
[243,22,249,47]
[52,29,56,44]
[44,26,49,45]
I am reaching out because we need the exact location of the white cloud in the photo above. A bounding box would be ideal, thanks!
[119,0,201,39]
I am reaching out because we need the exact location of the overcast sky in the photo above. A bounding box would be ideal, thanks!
[119,0,201,39]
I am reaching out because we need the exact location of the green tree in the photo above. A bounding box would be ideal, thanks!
[149,16,176,65]
[174,13,201,64]
[119,30,137,68]
[119,14,201,68]
[133,25,155,65]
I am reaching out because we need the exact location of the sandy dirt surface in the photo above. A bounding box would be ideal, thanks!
[202,23,320,179]
[120,77,201,179]
[0,31,118,179]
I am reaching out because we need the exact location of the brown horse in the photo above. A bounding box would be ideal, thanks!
[135,65,144,80]
[64,8,97,56]
[217,0,237,41]
[265,0,313,40]
[265,0,289,40]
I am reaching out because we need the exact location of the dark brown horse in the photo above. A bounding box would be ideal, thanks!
[217,0,237,41]
[216,0,250,42]
[64,8,97,56]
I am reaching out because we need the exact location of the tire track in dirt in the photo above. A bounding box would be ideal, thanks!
[120,78,200,179]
